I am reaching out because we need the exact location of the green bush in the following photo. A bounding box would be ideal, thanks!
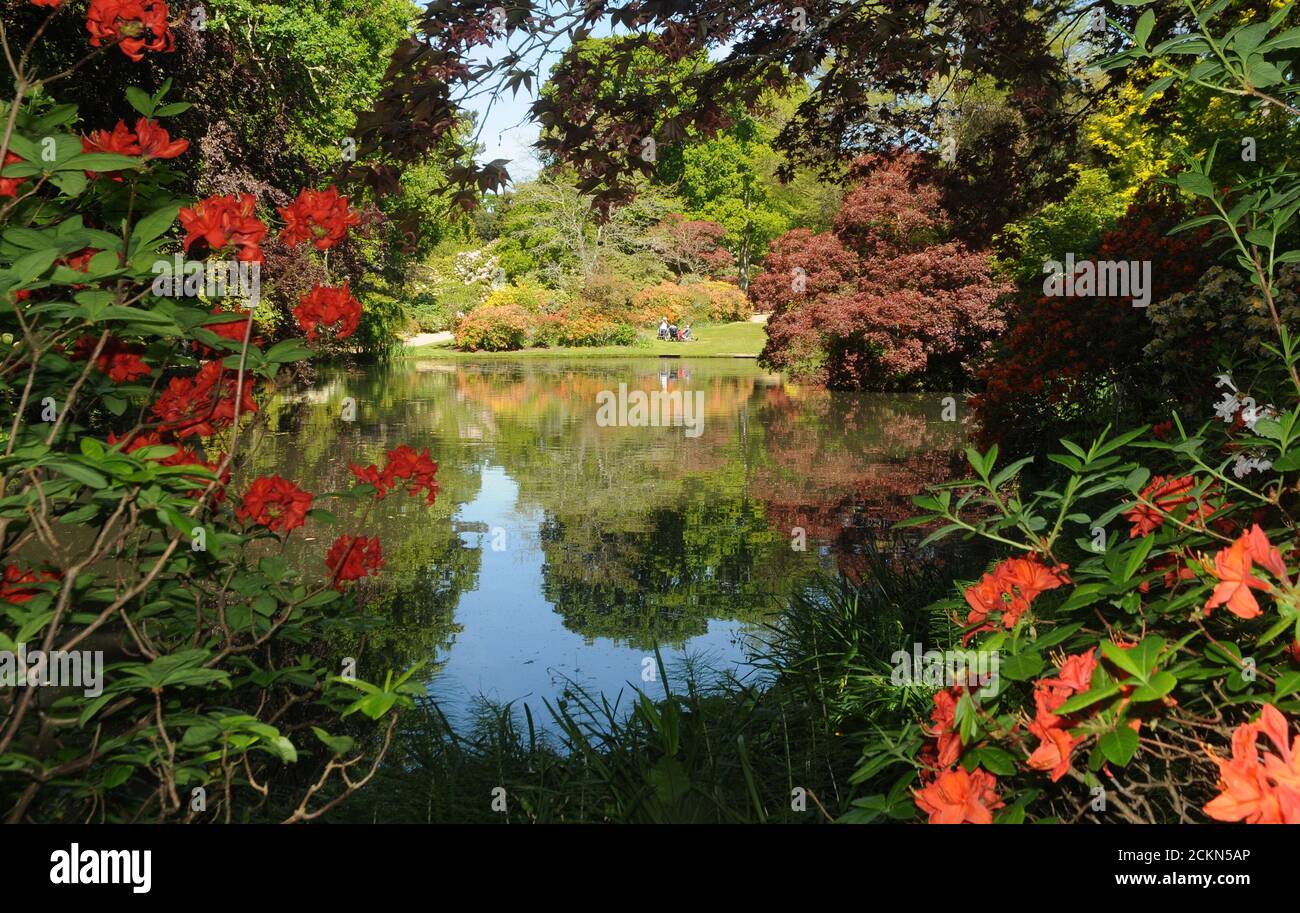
[353,284,410,356]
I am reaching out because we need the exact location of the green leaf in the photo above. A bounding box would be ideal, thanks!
[1100,640,1142,678]
[11,249,58,283]
[1099,727,1140,766]
[311,727,356,756]
[1134,9,1155,48]
[46,459,108,489]
[1001,651,1045,681]
[1176,171,1215,198]
[62,153,142,173]
[1129,671,1177,702]
[129,203,182,250]
[971,746,1018,776]
[126,86,154,117]
[1054,681,1122,715]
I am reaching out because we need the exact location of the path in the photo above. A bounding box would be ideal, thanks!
[403,331,454,347]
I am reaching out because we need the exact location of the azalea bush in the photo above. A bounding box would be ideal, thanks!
[453,302,532,352]
[971,188,1212,454]
[855,1,1300,824]
[0,4,431,822]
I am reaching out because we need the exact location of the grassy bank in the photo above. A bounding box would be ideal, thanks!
[403,320,768,359]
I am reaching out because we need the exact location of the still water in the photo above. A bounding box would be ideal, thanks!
[249,357,964,720]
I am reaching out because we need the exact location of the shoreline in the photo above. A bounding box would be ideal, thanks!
[400,318,768,360]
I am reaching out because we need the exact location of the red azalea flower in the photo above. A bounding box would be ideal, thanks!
[31,1,65,8]
[1,564,59,605]
[74,335,152,383]
[86,0,175,62]
[294,284,361,342]
[349,444,439,505]
[325,535,384,589]
[178,194,267,264]
[100,348,151,383]
[278,186,360,251]
[59,248,100,273]
[134,118,188,159]
[82,121,142,157]
[108,431,229,501]
[236,474,313,533]
[150,360,258,438]
[201,307,257,350]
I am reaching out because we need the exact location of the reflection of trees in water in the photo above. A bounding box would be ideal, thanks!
[538,487,814,651]
[250,359,967,656]
[454,362,816,648]
[751,386,967,580]
[247,364,485,677]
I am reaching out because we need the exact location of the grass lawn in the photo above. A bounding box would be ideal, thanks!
[403,319,768,359]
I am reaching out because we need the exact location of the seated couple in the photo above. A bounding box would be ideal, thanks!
[657,317,692,341]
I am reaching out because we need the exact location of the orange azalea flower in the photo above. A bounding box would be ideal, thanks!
[1027,723,1077,783]
[1204,534,1270,620]
[1204,705,1300,824]
[961,556,1068,640]
[1025,647,1096,782]
[1043,646,1096,694]
[914,767,1004,824]
[1124,475,1196,537]
[922,687,964,768]
[1245,524,1287,581]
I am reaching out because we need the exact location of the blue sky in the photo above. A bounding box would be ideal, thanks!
[464,19,733,187]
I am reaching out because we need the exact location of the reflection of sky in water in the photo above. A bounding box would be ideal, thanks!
[433,466,752,720]
[257,357,965,729]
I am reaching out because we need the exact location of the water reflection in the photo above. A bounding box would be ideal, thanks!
[246,358,965,718]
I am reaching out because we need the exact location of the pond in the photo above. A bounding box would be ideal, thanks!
[248,357,967,722]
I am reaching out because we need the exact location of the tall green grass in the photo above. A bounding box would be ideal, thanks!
[332,549,977,823]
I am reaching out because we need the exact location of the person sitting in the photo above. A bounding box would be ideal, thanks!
[668,322,679,341]
[680,324,692,341]
[657,317,669,340]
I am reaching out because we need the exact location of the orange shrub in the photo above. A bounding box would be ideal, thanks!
[454,303,532,351]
